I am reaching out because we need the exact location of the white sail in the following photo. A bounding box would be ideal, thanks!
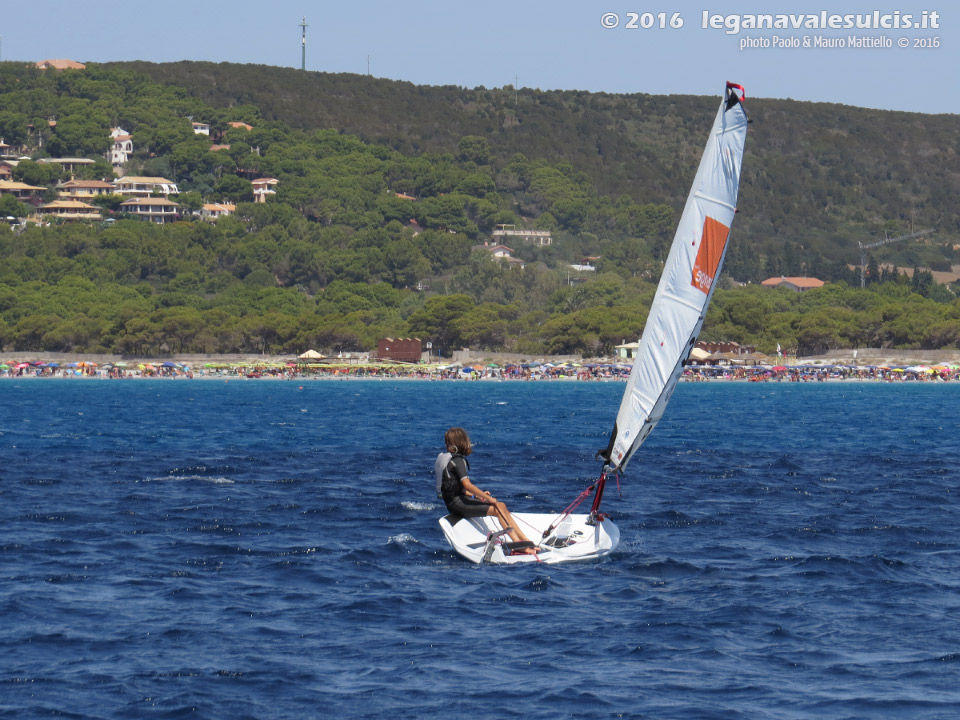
[606,83,748,472]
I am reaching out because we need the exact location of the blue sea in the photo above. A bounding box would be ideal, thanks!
[1,378,959,719]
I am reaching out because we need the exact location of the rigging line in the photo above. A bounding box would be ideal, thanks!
[540,479,600,538]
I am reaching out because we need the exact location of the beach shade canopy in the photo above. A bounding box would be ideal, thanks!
[160,361,179,368]
[298,349,325,360]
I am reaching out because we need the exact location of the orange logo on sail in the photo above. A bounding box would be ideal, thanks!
[691,216,730,294]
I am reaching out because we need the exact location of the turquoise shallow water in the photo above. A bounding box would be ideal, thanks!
[1,378,959,719]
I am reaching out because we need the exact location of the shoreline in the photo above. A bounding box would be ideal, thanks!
[2,370,956,385]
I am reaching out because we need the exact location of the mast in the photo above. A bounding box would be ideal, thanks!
[601,83,749,475]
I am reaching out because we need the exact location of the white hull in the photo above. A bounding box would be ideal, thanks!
[439,512,620,565]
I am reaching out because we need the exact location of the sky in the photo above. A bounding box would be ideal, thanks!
[3,1,956,114]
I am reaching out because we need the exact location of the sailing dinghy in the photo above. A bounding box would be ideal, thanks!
[439,83,749,564]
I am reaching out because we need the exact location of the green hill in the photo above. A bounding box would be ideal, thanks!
[107,60,960,276]
[2,59,960,358]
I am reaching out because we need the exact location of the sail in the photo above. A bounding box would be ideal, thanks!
[605,83,748,472]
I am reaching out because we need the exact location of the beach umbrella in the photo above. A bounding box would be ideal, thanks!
[114,361,129,368]
[15,362,30,369]
[160,361,179,368]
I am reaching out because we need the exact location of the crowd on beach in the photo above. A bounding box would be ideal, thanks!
[3,358,960,382]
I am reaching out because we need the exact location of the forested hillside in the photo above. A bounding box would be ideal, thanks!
[2,60,960,358]
[109,61,960,276]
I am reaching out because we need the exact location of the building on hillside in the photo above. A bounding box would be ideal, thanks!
[0,179,46,202]
[37,199,102,221]
[492,224,552,247]
[376,338,422,363]
[198,202,236,220]
[696,341,756,355]
[761,276,825,292]
[109,128,133,166]
[252,177,278,203]
[567,257,597,285]
[37,157,96,175]
[36,59,86,70]
[615,341,639,360]
[472,242,526,268]
[227,122,254,131]
[191,122,210,136]
[113,176,179,196]
[119,197,180,224]
[57,179,115,200]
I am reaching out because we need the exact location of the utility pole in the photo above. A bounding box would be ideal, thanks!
[299,17,308,71]
[858,228,932,288]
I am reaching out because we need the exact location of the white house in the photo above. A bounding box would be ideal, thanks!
[119,197,180,224]
[198,202,236,220]
[109,127,133,166]
[251,177,278,203]
[113,176,179,196]
[471,242,526,268]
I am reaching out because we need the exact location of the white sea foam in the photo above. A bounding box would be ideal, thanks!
[402,501,436,511]
[388,533,418,545]
[141,475,235,485]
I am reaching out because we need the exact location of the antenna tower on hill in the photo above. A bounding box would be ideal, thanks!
[299,17,308,71]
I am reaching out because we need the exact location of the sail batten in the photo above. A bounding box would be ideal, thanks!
[693,191,737,211]
[605,83,748,473]
[663,291,707,314]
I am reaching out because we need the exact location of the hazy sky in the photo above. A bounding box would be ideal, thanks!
[3,1,956,114]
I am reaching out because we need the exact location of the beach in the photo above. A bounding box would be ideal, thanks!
[2,358,958,383]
